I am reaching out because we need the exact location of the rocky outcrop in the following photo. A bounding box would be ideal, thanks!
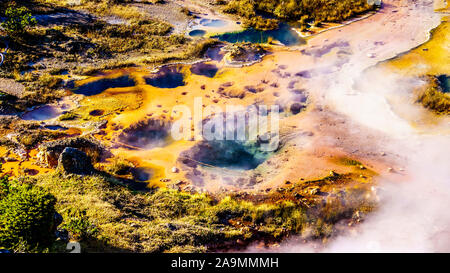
[37,136,108,168]
[223,43,266,67]
[57,147,94,175]
[0,78,25,98]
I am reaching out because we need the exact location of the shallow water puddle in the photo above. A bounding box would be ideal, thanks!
[205,45,225,61]
[72,75,135,96]
[189,29,206,37]
[44,125,68,131]
[131,167,154,182]
[22,96,77,121]
[145,66,185,88]
[190,63,219,78]
[21,101,75,121]
[22,105,62,121]
[213,23,305,46]
[437,75,449,93]
[200,19,228,28]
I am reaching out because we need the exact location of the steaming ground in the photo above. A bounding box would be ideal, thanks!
[325,135,450,252]
[263,135,450,253]
[244,0,450,252]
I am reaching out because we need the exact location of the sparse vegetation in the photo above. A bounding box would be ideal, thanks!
[105,157,134,175]
[17,130,67,149]
[0,175,57,252]
[417,76,450,115]
[59,112,79,121]
[222,0,376,30]
[18,171,375,252]
[1,3,37,36]
[0,0,212,109]
[60,209,98,241]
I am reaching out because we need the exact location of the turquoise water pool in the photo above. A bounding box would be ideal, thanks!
[437,75,449,93]
[189,29,206,37]
[212,23,305,46]
[72,76,135,96]
[199,19,227,28]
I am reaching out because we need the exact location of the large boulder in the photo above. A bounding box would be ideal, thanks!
[57,147,94,175]
[37,136,107,168]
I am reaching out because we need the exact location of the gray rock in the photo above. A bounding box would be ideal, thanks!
[0,78,25,98]
[57,147,94,175]
[38,136,107,168]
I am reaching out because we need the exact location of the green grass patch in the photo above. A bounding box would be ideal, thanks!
[21,171,376,252]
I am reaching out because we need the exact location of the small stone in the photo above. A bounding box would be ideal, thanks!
[171,167,179,173]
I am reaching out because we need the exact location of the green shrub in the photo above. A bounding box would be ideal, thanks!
[0,178,57,251]
[1,3,37,35]
[224,0,375,27]
[27,172,375,252]
[206,196,251,223]
[61,209,98,241]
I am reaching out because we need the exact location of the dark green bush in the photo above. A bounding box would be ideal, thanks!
[1,3,37,35]
[0,177,57,251]
[61,209,98,241]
